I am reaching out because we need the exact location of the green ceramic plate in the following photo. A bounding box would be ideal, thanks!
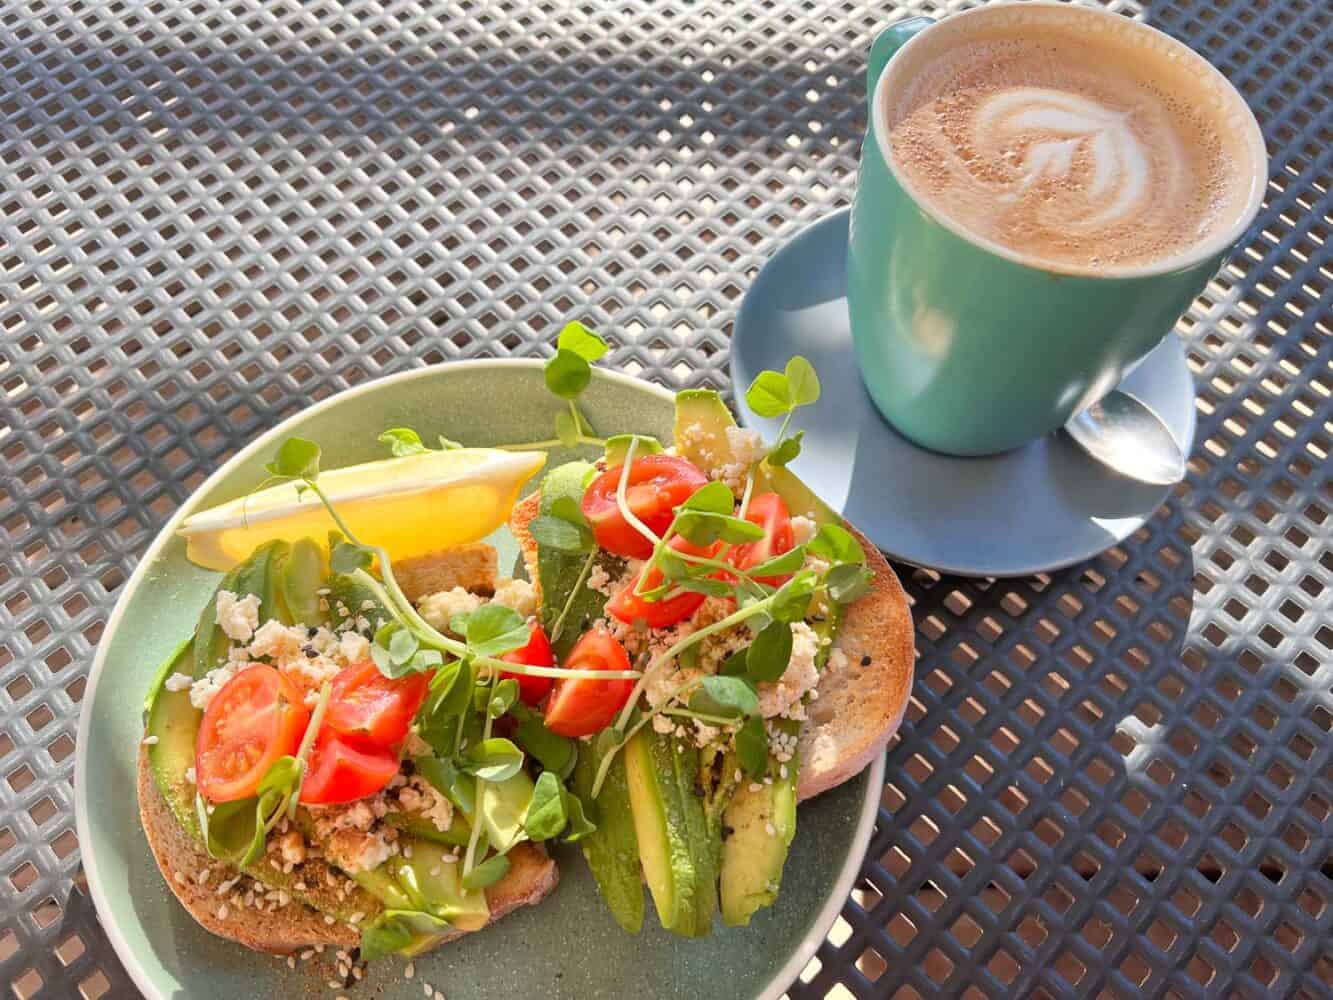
[75,361,881,1000]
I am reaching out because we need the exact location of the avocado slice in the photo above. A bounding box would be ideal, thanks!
[673,388,839,525]
[478,770,535,854]
[623,728,717,936]
[604,433,663,467]
[716,607,842,925]
[355,840,489,933]
[718,722,798,927]
[571,736,644,933]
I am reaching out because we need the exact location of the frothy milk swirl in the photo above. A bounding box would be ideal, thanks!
[975,88,1174,231]
[885,24,1252,272]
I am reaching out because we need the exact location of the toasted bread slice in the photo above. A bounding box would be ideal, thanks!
[395,542,498,603]
[138,748,558,956]
[509,492,913,802]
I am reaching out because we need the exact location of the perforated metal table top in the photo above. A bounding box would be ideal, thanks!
[1,0,1329,997]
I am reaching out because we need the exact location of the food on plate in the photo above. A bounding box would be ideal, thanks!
[139,322,913,968]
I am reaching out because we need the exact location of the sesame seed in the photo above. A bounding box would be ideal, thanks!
[765,823,776,837]
[287,957,296,969]
[424,985,433,997]
[861,654,872,666]
[353,967,364,981]
[349,911,365,924]
[217,904,229,919]
[328,981,343,990]
[779,764,788,779]
[143,735,159,745]
[338,962,349,978]
[749,782,762,792]
[404,962,415,979]
[324,914,336,925]
[435,990,445,1000]
[301,950,314,961]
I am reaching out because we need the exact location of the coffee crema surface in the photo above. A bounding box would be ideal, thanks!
[885,16,1256,273]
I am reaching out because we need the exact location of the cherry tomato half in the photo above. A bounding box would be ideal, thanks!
[323,660,432,750]
[543,628,635,737]
[299,731,400,805]
[581,455,708,559]
[195,665,310,803]
[606,536,719,629]
[500,622,556,706]
[729,492,796,586]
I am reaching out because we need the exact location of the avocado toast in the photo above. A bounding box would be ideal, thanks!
[508,379,913,932]
[136,325,914,968]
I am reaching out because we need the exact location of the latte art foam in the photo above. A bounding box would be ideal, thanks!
[885,18,1256,272]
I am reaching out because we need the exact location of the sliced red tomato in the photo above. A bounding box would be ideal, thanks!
[729,492,796,585]
[606,536,719,629]
[299,731,400,804]
[500,622,556,706]
[195,665,309,803]
[581,454,708,559]
[544,628,635,737]
[323,660,431,750]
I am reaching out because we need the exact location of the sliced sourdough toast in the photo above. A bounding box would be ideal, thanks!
[508,490,914,802]
[138,747,558,955]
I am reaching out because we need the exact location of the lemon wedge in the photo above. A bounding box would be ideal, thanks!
[179,449,546,571]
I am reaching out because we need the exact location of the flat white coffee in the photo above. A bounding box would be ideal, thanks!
[885,8,1258,273]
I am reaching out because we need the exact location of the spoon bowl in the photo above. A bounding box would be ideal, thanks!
[1064,390,1186,486]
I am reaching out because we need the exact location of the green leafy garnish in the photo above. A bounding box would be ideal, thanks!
[735,716,769,777]
[450,604,530,659]
[462,737,525,783]
[744,620,794,683]
[688,675,759,720]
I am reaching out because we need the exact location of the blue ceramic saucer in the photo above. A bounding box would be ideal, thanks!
[731,209,1196,578]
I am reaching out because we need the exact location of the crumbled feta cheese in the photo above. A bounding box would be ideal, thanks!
[189,664,238,711]
[396,775,454,834]
[418,587,484,630]
[651,714,676,734]
[184,766,196,785]
[490,577,537,618]
[692,720,720,747]
[756,621,820,718]
[325,828,397,874]
[644,664,703,709]
[586,563,613,596]
[249,620,304,662]
[338,630,370,665]
[279,830,306,865]
[215,590,261,642]
[725,426,765,467]
[163,672,193,692]
[790,515,817,546]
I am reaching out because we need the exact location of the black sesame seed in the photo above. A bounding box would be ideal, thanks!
[721,824,735,841]
[861,655,872,666]
[307,626,318,638]
[303,646,317,658]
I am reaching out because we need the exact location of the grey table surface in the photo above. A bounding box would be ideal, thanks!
[1,0,1329,997]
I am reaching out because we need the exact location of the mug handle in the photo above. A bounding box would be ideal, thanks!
[867,17,933,97]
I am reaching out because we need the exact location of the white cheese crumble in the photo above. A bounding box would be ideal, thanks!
[491,577,537,618]
[790,515,817,546]
[163,672,193,692]
[586,563,613,596]
[214,590,261,642]
[396,774,454,833]
[651,714,676,734]
[418,587,484,630]
[189,664,238,711]
[756,621,820,718]
[338,630,371,664]
[249,620,304,662]
[711,425,765,494]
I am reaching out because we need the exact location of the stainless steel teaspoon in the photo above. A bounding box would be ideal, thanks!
[1065,390,1186,486]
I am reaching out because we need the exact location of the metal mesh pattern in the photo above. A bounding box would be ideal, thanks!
[0,0,1328,996]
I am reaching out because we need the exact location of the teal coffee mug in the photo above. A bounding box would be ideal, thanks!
[847,4,1268,456]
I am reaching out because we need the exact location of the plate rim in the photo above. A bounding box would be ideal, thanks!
[74,358,881,1000]
[732,206,1196,578]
